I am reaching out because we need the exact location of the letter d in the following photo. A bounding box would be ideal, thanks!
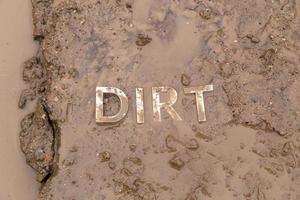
[96,87,129,124]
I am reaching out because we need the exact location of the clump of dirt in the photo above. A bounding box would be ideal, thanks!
[31,0,53,40]
[19,0,300,199]
[18,56,47,109]
[20,100,58,182]
[136,33,152,46]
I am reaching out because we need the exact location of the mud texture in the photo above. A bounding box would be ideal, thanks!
[20,100,58,182]
[20,0,300,199]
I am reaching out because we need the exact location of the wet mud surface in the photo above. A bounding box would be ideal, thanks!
[20,0,300,199]
[0,0,39,199]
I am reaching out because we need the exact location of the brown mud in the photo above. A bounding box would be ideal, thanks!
[0,0,39,199]
[20,0,300,199]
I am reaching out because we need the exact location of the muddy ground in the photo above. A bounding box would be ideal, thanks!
[20,0,300,199]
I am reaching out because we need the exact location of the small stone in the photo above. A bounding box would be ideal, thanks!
[169,155,185,170]
[181,74,191,86]
[247,34,260,43]
[165,135,178,152]
[80,20,85,25]
[99,151,111,162]
[199,8,212,20]
[35,148,45,161]
[129,144,137,152]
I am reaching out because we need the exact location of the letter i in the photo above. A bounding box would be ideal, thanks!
[136,88,145,124]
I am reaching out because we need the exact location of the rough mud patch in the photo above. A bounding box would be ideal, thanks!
[20,0,300,199]
[20,100,58,182]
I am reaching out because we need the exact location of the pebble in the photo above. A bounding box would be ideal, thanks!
[99,151,111,162]
[181,74,191,86]
[35,148,46,161]
[169,155,185,170]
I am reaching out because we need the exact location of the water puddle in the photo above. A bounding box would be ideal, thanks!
[0,0,39,199]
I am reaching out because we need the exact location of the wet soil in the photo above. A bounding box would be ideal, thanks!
[20,0,300,199]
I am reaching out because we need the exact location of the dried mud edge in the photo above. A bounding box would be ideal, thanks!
[18,0,300,197]
[19,0,59,187]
